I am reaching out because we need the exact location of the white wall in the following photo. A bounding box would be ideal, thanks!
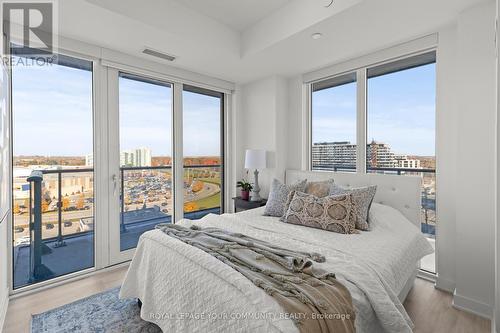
[434,23,459,295]
[236,0,497,319]
[233,76,288,201]
[452,1,496,317]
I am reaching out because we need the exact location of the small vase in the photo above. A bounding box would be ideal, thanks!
[241,190,250,201]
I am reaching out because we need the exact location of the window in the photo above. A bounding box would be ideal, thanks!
[311,73,357,172]
[11,50,94,288]
[118,73,173,251]
[182,85,224,219]
[310,51,437,273]
[367,52,436,273]
[9,45,229,290]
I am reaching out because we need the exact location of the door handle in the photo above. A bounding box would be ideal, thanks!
[112,174,118,196]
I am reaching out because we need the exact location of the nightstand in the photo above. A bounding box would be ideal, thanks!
[232,197,267,213]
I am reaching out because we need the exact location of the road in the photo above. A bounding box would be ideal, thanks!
[13,180,221,240]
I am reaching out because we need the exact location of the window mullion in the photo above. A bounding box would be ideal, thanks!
[172,83,184,223]
[356,68,367,174]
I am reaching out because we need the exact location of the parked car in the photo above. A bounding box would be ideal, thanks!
[64,221,72,227]
[15,236,30,247]
[14,226,24,233]
[45,223,54,230]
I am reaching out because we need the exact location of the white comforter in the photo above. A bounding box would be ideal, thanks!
[120,203,433,333]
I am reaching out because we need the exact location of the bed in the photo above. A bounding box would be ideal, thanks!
[120,170,434,333]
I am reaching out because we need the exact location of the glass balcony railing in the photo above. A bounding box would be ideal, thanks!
[13,168,95,289]
[14,165,223,288]
[312,164,436,238]
[183,164,223,216]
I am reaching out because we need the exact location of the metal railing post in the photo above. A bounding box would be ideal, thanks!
[120,168,126,232]
[27,171,53,281]
[55,171,66,247]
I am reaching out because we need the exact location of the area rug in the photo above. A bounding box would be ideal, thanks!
[31,287,161,332]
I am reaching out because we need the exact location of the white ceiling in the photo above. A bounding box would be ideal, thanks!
[174,0,291,31]
[72,0,488,84]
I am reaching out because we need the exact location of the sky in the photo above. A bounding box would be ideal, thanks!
[12,60,222,157]
[312,63,436,156]
[13,58,434,158]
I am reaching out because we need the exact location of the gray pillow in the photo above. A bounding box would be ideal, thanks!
[330,184,377,231]
[304,179,335,198]
[264,178,307,217]
[282,191,357,234]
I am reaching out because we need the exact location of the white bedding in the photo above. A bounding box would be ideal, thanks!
[120,203,433,333]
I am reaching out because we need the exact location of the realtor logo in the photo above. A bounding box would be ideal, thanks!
[2,0,57,56]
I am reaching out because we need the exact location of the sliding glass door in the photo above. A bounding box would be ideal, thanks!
[11,50,94,289]
[10,55,226,288]
[108,71,225,264]
[108,71,173,262]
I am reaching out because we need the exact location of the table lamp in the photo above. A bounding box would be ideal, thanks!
[244,149,266,202]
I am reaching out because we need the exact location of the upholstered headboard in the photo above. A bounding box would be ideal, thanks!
[285,170,422,228]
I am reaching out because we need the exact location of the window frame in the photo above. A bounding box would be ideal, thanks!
[9,46,99,292]
[6,36,232,296]
[306,46,438,276]
[182,84,225,218]
[307,49,437,174]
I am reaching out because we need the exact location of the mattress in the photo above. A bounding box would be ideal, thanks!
[120,203,433,333]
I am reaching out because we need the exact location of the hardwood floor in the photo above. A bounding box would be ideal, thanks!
[3,270,491,333]
[3,267,128,333]
[403,278,491,333]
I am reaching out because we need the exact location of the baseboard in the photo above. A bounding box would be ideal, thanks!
[435,276,455,293]
[0,287,9,333]
[453,290,492,319]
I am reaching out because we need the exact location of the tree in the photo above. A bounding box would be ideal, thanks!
[61,197,70,211]
[76,194,85,210]
[13,203,20,214]
[41,201,49,213]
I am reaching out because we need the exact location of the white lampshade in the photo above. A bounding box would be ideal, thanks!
[245,149,266,170]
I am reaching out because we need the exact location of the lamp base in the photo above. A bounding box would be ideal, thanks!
[250,191,262,202]
[250,169,262,202]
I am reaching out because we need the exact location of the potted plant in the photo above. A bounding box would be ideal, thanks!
[237,179,253,201]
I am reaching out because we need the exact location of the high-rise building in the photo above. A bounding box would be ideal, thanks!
[85,154,93,167]
[312,141,421,170]
[311,142,356,169]
[367,140,396,168]
[395,155,421,169]
[133,148,152,167]
[86,147,152,167]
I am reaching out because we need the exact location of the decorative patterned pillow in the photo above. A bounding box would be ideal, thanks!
[282,191,356,234]
[304,179,335,198]
[278,180,335,220]
[264,178,307,217]
[329,185,377,231]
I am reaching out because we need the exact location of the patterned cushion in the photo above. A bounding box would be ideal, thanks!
[282,191,356,234]
[304,179,335,198]
[329,185,377,231]
[264,178,307,217]
[279,179,335,220]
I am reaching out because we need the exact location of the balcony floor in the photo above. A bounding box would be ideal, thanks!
[13,208,220,289]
